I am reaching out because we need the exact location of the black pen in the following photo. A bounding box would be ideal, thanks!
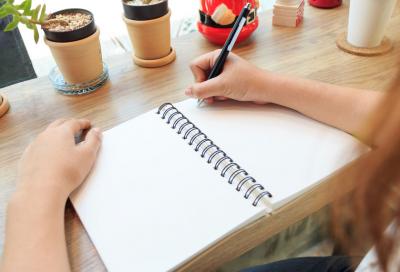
[197,3,252,107]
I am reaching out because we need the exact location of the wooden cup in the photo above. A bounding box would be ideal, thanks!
[44,29,103,84]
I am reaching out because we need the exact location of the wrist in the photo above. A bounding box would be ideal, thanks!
[252,70,298,105]
[248,68,278,103]
[7,191,66,225]
[13,180,69,212]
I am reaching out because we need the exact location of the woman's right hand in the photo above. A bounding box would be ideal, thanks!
[185,50,271,104]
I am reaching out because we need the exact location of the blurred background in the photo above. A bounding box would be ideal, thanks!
[19,0,273,76]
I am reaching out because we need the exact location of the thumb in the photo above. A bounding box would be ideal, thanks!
[79,127,102,157]
[185,77,224,99]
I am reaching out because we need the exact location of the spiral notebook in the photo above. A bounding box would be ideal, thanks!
[70,99,369,272]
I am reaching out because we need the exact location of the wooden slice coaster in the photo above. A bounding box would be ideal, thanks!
[336,32,393,56]
[0,95,10,118]
[133,48,176,68]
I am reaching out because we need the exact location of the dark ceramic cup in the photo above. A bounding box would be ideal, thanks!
[122,0,168,20]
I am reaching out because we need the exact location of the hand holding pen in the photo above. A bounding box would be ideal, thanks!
[194,3,252,106]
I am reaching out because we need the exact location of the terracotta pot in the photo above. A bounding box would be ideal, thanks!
[0,95,10,118]
[123,9,176,68]
[45,29,103,84]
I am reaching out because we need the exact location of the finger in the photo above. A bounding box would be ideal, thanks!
[63,119,91,134]
[189,63,207,83]
[48,118,68,128]
[78,127,102,155]
[205,97,214,104]
[189,50,221,82]
[215,96,228,101]
[253,101,268,105]
[185,77,223,99]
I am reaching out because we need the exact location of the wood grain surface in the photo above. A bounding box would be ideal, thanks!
[0,1,399,271]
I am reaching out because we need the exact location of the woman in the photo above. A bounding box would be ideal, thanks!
[1,51,398,271]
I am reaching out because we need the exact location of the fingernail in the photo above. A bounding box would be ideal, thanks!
[185,87,193,97]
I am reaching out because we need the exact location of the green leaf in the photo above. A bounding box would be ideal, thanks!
[31,3,39,21]
[25,0,31,10]
[6,0,14,4]
[33,24,39,43]
[4,14,19,31]
[23,9,31,16]
[19,15,28,23]
[14,0,30,14]
[1,4,18,16]
[0,8,9,18]
[20,0,32,15]
[39,3,46,22]
[16,0,26,10]
[25,21,33,29]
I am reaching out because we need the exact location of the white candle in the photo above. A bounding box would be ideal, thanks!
[347,0,397,48]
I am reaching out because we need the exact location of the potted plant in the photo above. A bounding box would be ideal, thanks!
[122,0,176,68]
[0,0,108,95]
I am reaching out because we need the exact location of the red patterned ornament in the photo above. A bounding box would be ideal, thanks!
[309,0,342,9]
[198,0,259,45]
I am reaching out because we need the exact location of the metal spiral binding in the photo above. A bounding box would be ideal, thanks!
[157,103,272,206]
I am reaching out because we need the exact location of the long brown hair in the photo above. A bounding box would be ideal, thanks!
[333,66,400,271]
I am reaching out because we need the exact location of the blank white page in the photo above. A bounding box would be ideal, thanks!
[174,99,370,208]
[70,108,265,272]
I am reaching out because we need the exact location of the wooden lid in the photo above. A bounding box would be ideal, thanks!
[0,95,10,118]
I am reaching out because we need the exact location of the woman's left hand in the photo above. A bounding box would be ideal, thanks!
[16,118,102,203]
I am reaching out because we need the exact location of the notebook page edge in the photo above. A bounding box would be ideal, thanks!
[271,149,371,210]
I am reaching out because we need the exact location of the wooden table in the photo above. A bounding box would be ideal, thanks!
[1,1,399,271]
